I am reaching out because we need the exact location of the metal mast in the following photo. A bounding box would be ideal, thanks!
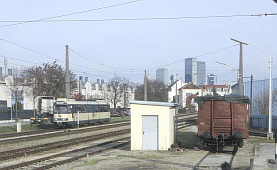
[65,45,70,99]
[231,38,247,96]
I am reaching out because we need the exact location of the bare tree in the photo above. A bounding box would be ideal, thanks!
[4,74,24,115]
[252,90,277,115]
[135,79,168,102]
[22,61,77,101]
[104,75,130,111]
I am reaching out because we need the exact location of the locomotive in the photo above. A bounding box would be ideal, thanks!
[196,95,249,151]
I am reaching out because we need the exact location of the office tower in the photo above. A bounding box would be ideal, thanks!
[207,73,217,85]
[156,68,168,85]
[185,58,206,86]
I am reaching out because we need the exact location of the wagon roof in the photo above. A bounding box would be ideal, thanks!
[195,95,249,104]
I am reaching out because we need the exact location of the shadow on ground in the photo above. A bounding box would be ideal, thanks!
[177,131,202,149]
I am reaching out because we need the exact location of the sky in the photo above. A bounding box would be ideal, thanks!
[1,0,277,85]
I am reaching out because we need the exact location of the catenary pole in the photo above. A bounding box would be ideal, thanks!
[231,39,273,140]
[269,56,273,135]
[144,70,147,101]
[230,38,247,95]
[65,45,70,99]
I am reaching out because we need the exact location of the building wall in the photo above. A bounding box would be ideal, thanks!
[197,61,206,86]
[207,74,217,85]
[179,88,202,108]
[185,58,198,85]
[0,77,34,110]
[130,101,176,150]
[185,58,206,86]
[168,80,185,103]
[156,68,168,85]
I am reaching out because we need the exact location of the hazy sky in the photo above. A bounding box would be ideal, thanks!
[1,0,277,85]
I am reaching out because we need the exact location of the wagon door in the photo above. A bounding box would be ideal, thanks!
[232,103,248,138]
[212,100,233,139]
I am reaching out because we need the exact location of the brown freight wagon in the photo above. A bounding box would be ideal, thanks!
[196,95,249,151]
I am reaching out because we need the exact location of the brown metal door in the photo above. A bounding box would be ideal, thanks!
[211,100,233,139]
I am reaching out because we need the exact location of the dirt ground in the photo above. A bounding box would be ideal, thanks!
[51,126,255,170]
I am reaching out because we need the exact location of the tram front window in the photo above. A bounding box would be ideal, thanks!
[55,105,68,114]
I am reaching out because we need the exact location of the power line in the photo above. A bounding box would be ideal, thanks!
[1,13,276,24]
[0,0,143,28]
[68,48,116,70]
[1,39,57,61]
[148,44,239,70]
[1,55,39,65]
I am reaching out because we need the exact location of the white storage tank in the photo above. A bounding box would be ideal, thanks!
[130,100,178,150]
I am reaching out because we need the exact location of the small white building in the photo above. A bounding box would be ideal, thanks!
[168,79,186,103]
[203,85,231,96]
[179,83,202,108]
[130,100,178,150]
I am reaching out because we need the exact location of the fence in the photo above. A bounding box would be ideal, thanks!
[250,114,277,130]
[0,110,34,120]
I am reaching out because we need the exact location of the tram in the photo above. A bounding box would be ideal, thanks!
[53,99,110,127]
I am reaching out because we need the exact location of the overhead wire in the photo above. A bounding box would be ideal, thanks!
[148,44,239,70]
[68,48,116,70]
[0,0,143,28]
[1,39,57,61]
[0,38,116,78]
[0,40,254,83]
[1,13,276,25]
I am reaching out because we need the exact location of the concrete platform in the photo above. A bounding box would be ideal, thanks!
[253,143,277,170]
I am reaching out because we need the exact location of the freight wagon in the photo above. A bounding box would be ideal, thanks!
[196,95,249,151]
[30,96,55,124]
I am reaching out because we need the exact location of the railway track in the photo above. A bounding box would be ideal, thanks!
[0,121,130,145]
[0,136,130,170]
[192,146,237,169]
[0,120,130,140]
[0,128,130,162]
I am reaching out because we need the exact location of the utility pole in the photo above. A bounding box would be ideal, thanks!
[65,45,70,99]
[250,75,253,115]
[231,38,248,96]
[144,70,147,101]
[269,56,273,138]
[123,84,126,109]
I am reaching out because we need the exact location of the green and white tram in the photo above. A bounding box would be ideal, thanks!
[53,99,110,127]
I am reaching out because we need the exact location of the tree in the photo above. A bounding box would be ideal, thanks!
[74,93,86,101]
[252,90,277,115]
[135,79,168,102]
[22,61,77,100]
[4,72,25,115]
[104,75,130,111]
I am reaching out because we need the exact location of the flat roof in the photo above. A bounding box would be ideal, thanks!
[130,100,178,107]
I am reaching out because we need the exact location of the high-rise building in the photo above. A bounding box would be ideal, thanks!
[207,73,217,85]
[197,61,206,86]
[156,68,168,85]
[170,74,178,84]
[185,58,197,85]
[185,58,206,86]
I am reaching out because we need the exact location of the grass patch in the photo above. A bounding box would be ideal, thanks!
[73,158,107,168]
[110,116,130,122]
[0,123,56,134]
[177,131,200,149]
[247,136,275,144]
